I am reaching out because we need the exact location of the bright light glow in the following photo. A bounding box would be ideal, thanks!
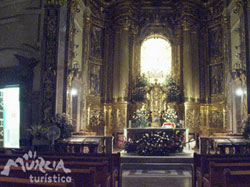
[141,37,172,84]
[71,88,77,96]
[236,88,244,96]
[0,87,20,148]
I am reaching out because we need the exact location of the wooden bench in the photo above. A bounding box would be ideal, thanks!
[193,153,250,187]
[203,162,250,187]
[63,161,110,187]
[0,165,97,187]
[0,152,121,187]
[223,169,250,187]
[0,176,75,187]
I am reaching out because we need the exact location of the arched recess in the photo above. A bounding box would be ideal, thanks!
[140,35,172,84]
[132,26,181,88]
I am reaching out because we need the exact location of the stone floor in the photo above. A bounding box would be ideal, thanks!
[122,168,192,187]
[121,148,194,187]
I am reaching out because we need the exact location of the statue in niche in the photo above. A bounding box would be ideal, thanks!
[146,83,166,127]
[90,27,103,58]
[89,64,101,95]
[209,28,223,57]
[210,64,224,95]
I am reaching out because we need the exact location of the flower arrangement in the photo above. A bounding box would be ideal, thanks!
[131,75,149,103]
[165,76,181,103]
[50,113,75,139]
[124,130,185,156]
[161,108,178,124]
[27,125,49,140]
[132,107,150,127]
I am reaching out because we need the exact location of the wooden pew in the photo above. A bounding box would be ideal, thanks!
[0,152,121,187]
[0,165,97,187]
[63,161,111,187]
[193,153,250,187]
[203,162,250,187]
[0,176,75,187]
[34,152,121,187]
[0,158,110,187]
[223,169,250,187]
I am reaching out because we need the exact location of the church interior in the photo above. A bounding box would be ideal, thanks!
[0,0,250,186]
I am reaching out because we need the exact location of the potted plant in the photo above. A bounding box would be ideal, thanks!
[27,124,50,151]
[48,113,75,140]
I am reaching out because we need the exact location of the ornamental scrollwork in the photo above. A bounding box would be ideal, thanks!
[42,9,59,121]
[208,110,223,128]
[185,109,199,128]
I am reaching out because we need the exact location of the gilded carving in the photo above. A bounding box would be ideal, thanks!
[47,0,66,6]
[42,9,59,121]
[90,26,104,58]
[185,109,200,129]
[209,64,224,95]
[185,109,194,128]
[89,63,101,95]
[208,110,223,128]
[88,110,105,134]
[208,27,223,58]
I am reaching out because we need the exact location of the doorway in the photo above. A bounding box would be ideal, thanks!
[0,86,20,148]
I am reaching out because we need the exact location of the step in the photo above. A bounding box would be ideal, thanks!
[122,163,193,171]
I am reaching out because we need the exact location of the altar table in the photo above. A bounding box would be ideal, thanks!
[124,128,187,155]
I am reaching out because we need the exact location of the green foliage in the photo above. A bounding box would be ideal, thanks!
[161,108,178,124]
[132,107,150,128]
[27,125,48,140]
[132,75,149,103]
[125,130,185,156]
[46,113,75,139]
[165,77,181,103]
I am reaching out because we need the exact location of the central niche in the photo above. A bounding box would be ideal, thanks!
[133,35,177,127]
[141,36,172,84]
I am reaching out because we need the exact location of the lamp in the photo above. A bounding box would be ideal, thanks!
[71,88,78,96]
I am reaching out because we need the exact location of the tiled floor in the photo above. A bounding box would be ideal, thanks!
[122,169,192,187]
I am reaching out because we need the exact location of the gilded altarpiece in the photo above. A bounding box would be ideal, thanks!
[85,10,105,134]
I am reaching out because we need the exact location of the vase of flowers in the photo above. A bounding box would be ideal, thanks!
[161,107,178,125]
[132,107,150,128]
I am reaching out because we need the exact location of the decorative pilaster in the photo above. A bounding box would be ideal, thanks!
[182,19,194,102]
[42,4,60,121]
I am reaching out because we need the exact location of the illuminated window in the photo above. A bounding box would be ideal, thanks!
[141,36,172,84]
[0,87,20,148]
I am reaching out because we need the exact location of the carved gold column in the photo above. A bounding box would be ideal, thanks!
[80,12,91,130]
[112,25,120,102]
[112,18,130,132]
[182,20,193,101]
[191,25,200,101]
[118,19,130,102]
[181,2,201,133]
